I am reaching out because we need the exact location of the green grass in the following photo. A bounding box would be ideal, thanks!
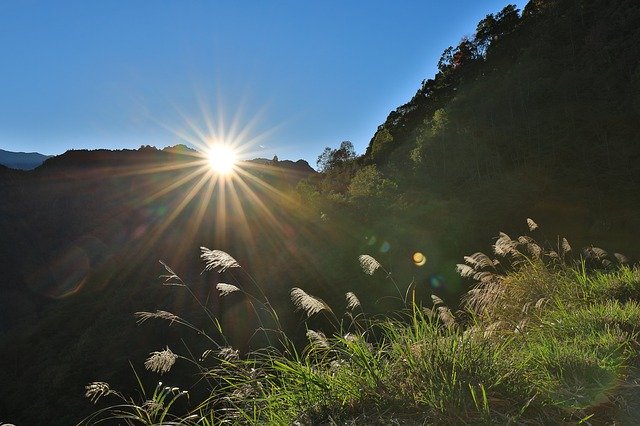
[80,223,640,425]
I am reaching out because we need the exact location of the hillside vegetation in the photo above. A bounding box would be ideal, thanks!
[83,221,640,424]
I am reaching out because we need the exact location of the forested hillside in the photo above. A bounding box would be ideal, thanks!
[306,0,640,278]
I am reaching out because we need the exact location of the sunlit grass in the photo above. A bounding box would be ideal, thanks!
[81,222,640,425]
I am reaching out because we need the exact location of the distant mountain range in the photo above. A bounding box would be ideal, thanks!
[0,148,52,170]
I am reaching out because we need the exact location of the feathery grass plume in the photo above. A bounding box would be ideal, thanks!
[546,250,559,259]
[358,254,381,275]
[526,242,542,259]
[200,247,240,273]
[145,346,177,374]
[216,283,241,297]
[437,306,456,329]
[614,253,630,264]
[159,260,185,286]
[483,321,502,338]
[306,330,330,349]
[516,235,541,257]
[431,294,444,306]
[561,237,572,255]
[464,252,494,270]
[493,232,519,257]
[584,246,608,260]
[345,292,361,310]
[534,298,548,310]
[290,287,332,318]
[85,382,113,404]
[514,318,528,334]
[135,310,180,325]
[142,399,163,415]
[218,347,240,361]
[526,218,538,231]
[474,271,494,282]
[456,263,476,278]
[464,281,505,314]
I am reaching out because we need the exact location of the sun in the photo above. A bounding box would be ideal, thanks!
[207,144,237,174]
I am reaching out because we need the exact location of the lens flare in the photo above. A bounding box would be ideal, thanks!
[207,144,237,174]
[413,252,427,266]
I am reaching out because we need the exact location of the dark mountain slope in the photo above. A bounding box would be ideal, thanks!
[0,148,51,170]
[0,147,322,424]
[366,0,640,187]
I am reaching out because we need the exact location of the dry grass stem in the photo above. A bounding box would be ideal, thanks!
[135,310,180,325]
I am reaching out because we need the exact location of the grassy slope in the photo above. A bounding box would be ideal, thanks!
[82,223,640,424]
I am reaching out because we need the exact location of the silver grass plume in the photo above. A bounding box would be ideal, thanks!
[614,253,629,264]
[145,346,177,374]
[535,298,549,310]
[464,281,506,313]
[584,246,608,260]
[437,306,456,329]
[516,236,541,258]
[494,232,519,257]
[463,252,494,270]
[291,287,332,318]
[474,271,494,282]
[431,294,444,306]
[358,254,381,275]
[456,263,476,278]
[306,330,330,349]
[515,318,528,334]
[135,310,180,325]
[527,243,542,258]
[217,347,240,361]
[483,321,502,339]
[159,260,185,286]
[142,400,163,415]
[561,238,572,255]
[526,218,539,231]
[345,292,361,310]
[85,382,113,403]
[217,283,240,297]
[200,248,240,273]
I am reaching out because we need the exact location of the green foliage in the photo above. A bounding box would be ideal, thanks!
[316,141,356,173]
[347,165,396,199]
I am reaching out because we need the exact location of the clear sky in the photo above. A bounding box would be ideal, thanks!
[0,1,526,165]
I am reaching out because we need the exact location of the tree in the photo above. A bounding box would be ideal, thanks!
[348,165,396,198]
[316,141,356,172]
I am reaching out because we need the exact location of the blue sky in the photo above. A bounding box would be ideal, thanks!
[0,1,526,165]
